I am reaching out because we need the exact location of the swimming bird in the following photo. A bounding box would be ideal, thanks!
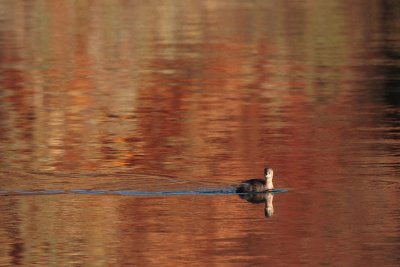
[236,167,274,193]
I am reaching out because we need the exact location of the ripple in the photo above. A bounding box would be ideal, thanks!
[0,187,288,197]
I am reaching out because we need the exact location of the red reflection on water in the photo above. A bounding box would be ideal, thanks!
[0,1,399,266]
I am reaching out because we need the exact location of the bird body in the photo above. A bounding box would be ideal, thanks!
[236,167,274,193]
[236,179,266,193]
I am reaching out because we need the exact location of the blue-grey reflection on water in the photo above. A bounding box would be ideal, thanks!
[0,186,288,196]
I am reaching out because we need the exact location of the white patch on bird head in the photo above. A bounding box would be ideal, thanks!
[264,168,273,179]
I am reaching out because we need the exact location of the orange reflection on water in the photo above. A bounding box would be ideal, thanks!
[0,0,399,266]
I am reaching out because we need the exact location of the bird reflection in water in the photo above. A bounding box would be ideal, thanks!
[239,192,275,217]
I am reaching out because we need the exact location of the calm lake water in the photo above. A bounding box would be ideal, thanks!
[0,1,399,266]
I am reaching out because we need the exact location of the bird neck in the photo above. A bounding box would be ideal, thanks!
[265,177,274,190]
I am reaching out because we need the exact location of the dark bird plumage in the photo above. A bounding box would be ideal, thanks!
[236,179,266,193]
[236,167,274,193]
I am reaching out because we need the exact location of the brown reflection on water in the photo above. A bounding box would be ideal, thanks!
[0,0,399,266]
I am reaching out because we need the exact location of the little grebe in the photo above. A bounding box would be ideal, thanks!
[236,167,274,193]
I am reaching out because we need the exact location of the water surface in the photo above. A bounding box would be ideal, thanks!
[0,1,399,266]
